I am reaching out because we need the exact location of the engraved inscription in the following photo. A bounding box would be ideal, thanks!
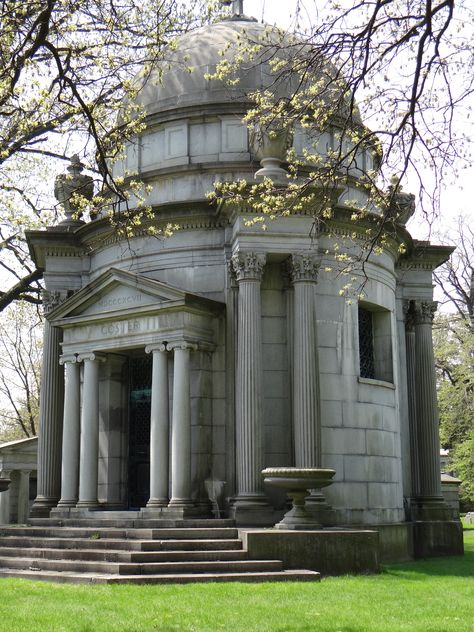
[98,294,142,308]
[100,320,141,336]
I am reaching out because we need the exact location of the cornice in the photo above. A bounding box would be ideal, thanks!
[398,241,454,271]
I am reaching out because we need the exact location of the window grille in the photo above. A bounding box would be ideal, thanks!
[358,307,375,379]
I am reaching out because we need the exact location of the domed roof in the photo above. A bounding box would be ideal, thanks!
[134,16,363,130]
[135,18,305,118]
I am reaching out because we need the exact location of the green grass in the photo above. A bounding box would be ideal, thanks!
[0,532,472,632]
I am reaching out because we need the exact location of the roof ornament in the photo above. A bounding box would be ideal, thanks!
[386,176,416,226]
[220,0,244,17]
[54,155,94,226]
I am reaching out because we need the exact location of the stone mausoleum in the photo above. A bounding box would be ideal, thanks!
[26,2,462,560]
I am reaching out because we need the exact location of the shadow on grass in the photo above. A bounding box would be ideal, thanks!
[383,534,474,579]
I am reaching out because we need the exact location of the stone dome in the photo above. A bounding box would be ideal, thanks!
[135,18,300,120]
[113,16,374,214]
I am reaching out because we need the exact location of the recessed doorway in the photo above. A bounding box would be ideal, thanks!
[128,354,152,508]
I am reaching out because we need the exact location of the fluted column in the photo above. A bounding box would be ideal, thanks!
[77,352,106,509]
[413,301,444,507]
[31,291,65,516]
[288,254,321,467]
[57,355,81,507]
[231,251,268,507]
[403,301,419,499]
[146,343,170,508]
[168,342,196,508]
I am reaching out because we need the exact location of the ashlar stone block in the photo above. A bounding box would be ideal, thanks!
[320,400,343,428]
[322,427,366,455]
[366,429,396,457]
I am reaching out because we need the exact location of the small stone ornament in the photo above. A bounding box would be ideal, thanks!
[263,467,335,530]
[386,176,415,225]
[54,155,94,225]
[251,125,292,185]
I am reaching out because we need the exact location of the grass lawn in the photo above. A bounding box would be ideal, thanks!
[0,530,472,632]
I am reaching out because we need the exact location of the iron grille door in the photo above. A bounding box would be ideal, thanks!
[128,355,152,508]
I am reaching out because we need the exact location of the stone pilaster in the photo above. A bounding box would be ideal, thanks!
[403,301,419,500]
[76,352,106,509]
[146,343,170,508]
[30,291,65,517]
[0,470,11,523]
[230,251,271,521]
[288,254,321,468]
[168,342,197,509]
[17,470,31,524]
[57,355,81,508]
[413,301,446,519]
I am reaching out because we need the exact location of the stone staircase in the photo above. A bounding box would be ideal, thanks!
[0,517,320,584]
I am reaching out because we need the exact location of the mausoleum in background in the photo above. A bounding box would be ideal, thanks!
[24,3,462,561]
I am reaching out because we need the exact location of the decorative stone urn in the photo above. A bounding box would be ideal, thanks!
[386,176,415,225]
[250,125,292,185]
[262,467,336,530]
[54,154,94,225]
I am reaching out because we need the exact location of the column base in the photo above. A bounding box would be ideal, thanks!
[411,496,452,521]
[75,500,101,510]
[30,496,59,518]
[56,499,78,509]
[165,503,204,519]
[230,496,277,527]
[146,498,169,509]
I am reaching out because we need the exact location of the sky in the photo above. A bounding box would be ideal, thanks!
[243,0,474,242]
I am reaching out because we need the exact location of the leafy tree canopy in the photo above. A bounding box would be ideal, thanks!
[0,0,221,309]
[0,0,473,311]
[434,219,474,508]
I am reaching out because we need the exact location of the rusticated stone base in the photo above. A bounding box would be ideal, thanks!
[30,497,59,518]
[413,520,464,558]
[230,500,278,527]
[242,528,380,576]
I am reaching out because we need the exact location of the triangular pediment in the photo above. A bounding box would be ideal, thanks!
[48,268,215,321]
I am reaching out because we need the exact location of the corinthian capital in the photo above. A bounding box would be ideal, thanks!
[42,290,66,314]
[403,300,415,331]
[414,300,437,325]
[230,251,266,282]
[287,253,320,284]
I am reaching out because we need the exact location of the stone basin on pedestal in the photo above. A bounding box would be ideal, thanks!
[262,467,336,530]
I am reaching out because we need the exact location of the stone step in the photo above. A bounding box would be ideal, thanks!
[0,522,322,585]
[0,535,243,552]
[0,546,249,563]
[0,568,321,584]
[29,518,235,529]
[0,526,239,540]
[0,555,284,575]
[0,536,150,551]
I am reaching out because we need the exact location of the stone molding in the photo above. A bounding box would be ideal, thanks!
[230,251,266,282]
[287,254,320,284]
[414,300,437,325]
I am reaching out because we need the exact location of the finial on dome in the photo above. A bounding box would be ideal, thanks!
[221,0,244,16]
